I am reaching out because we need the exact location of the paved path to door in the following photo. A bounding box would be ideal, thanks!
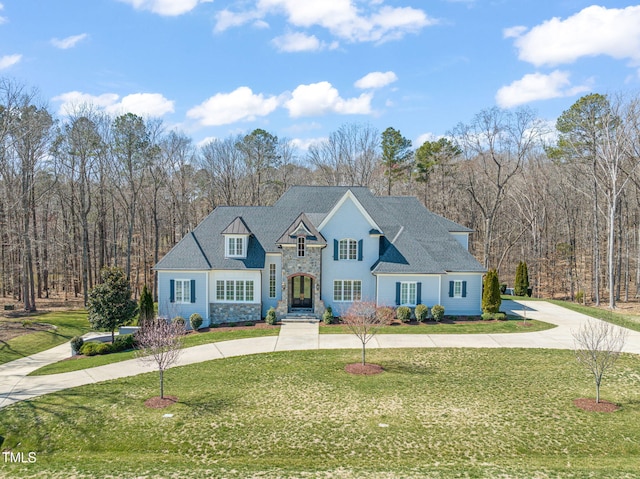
[0,300,638,409]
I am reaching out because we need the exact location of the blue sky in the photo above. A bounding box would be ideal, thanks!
[2,1,640,149]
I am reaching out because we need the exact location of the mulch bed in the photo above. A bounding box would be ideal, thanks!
[0,320,54,342]
[345,363,384,375]
[144,395,178,409]
[573,398,620,413]
[187,322,278,334]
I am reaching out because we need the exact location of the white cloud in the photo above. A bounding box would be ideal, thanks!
[214,9,265,33]
[510,5,640,67]
[118,0,203,16]
[355,71,397,89]
[53,91,175,117]
[215,0,435,44]
[415,132,444,146]
[290,136,326,151]
[271,32,338,52]
[187,87,279,126]
[0,3,7,24]
[51,33,88,49]
[495,70,590,108]
[503,25,526,39]
[284,81,372,117]
[0,54,21,70]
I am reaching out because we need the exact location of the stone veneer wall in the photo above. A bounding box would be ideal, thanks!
[276,245,326,319]
[210,303,261,323]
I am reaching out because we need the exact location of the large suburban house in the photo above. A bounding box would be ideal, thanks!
[155,186,485,324]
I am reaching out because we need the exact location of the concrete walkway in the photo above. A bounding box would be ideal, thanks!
[0,300,638,409]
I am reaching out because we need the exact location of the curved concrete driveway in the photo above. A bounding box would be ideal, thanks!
[0,300,638,409]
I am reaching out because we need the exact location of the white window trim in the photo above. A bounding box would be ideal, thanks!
[174,279,191,304]
[269,264,277,299]
[225,235,246,258]
[400,281,417,306]
[338,238,358,260]
[333,279,362,302]
[215,279,255,303]
[297,236,305,257]
[453,280,463,298]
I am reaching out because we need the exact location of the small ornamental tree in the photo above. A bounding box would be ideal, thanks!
[342,301,389,365]
[482,269,501,314]
[136,317,185,399]
[87,267,138,343]
[572,320,628,404]
[138,284,155,327]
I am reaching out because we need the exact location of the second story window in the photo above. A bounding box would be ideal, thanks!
[226,236,245,258]
[297,236,305,257]
[339,239,357,260]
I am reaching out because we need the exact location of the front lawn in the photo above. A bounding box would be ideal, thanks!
[320,317,554,334]
[30,326,280,376]
[0,311,91,365]
[1,348,638,479]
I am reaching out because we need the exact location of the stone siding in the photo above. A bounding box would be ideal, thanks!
[210,303,262,323]
[277,245,325,317]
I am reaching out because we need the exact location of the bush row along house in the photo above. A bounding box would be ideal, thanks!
[155,186,485,325]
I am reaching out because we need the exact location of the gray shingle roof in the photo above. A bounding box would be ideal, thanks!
[275,213,327,245]
[155,186,484,274]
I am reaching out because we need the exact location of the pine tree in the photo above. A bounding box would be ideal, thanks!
[139,284,155,327]
[482,269,501,313]
[515,261,530,296]
[521,261,530,297]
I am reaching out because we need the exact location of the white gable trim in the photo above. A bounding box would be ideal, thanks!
[318,189,381,232]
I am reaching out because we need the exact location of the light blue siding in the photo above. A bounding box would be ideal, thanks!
[157,271,209,327]
[376,275,440,308]
[440,273,483,316]
[320,196,377,315]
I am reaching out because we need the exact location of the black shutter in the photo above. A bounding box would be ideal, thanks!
[170,280,175,303]
[357,239,363,261]
[395,282,401,305]
[416,282,422,304]
[448,281,454,298]
[333,239,339,261]
[462,281,467,298]
[190,279,196,303]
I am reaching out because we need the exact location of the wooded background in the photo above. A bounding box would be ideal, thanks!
[2,79,639,311]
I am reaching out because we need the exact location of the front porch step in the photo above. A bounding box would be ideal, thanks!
[280,314,319,323]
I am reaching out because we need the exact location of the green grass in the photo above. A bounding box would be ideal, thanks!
[504,295,640,332]
[0,348,638,478]
[320,317,554,334]
[0,311,91,365]
[29,326,280,376]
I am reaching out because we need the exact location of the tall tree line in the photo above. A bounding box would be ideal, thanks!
[1,78,640,310]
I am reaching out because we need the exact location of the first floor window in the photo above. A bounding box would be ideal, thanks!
[400,282,417,306]
[453,280,462,298]
[175,279,191,303]
[333,280,362,302]
[216,280,255,302]
[269,264,276,298]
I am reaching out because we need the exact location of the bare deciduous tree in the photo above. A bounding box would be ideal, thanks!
[572,320,628,403]
[342,301,391,365]
[136,317,185,399]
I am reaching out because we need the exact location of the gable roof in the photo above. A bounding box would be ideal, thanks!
[275,213,327,246]
[155,186,483,274]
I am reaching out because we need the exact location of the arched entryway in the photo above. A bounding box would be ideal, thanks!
[290,274,313,311]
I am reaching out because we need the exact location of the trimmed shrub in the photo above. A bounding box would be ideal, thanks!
[244,322,253,327]
[431,304,445,322]
[112,334,135,352]
[70,336,84,354]
[494,312,506,321]
[481,312,494,321]
[500,283,507,294]
[79,342,97,356]
[172,316,186,327]
[322,306,334,325]
[95,342,112,355]
[396,306,412,322]
[265,307,277,325]
[514,261,530,297]
[189,313,203,331]
[414,304,429,322]
[376,306,395,325]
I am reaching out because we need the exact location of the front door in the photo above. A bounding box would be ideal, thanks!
[291,275,313,310]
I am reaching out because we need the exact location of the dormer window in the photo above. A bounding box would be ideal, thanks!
[226,235,245,258]
[297,236,305,257]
